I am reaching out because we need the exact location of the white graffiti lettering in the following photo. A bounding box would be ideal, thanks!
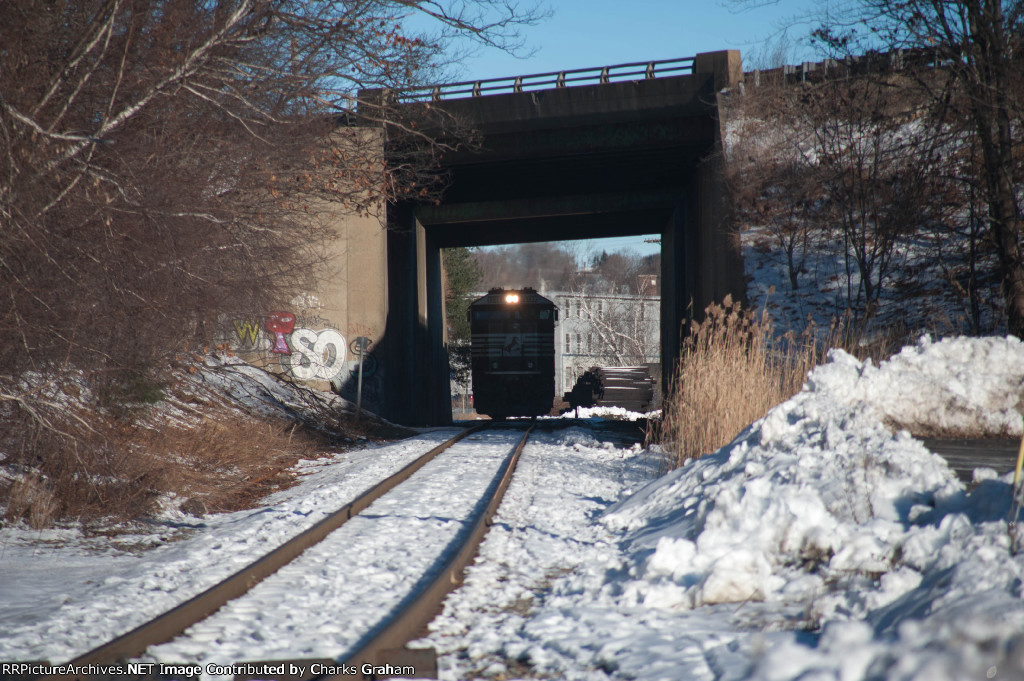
[287,328,347,380]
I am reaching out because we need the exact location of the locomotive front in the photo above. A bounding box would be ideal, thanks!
[468,287,558,419]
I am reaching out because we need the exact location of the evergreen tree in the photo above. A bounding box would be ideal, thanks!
[444,247,483,390]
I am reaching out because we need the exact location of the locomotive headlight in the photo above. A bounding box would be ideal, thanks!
[505,293,519,304]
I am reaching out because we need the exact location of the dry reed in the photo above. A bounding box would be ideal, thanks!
[657,296,892,470]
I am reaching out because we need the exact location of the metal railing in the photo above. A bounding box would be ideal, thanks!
[746,48,948,88]
[404,57,696,102]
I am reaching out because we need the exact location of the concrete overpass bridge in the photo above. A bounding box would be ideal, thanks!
[344,51,746,426]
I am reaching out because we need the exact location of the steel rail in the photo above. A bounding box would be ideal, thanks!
[39,426,487,676]
[323,425,535,681]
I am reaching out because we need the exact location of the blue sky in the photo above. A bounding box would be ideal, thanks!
[452,0,823,83]
[435,0,825,258]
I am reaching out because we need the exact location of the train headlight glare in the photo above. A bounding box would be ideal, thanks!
[505,293,519,304]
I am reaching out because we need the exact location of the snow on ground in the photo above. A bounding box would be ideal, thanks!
[552,405,658,422]
[0,428,462,664]
[2,336,1024,681]
[423,335,1024,680]
[419,428,660,679]
[144,429,525,669]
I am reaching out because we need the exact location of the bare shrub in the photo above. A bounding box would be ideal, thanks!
[131,416,317,515]
[0,404,167,525]
[6,473,58,530]
[1,384,322,527]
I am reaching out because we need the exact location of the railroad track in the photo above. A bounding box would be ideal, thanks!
[39,424,533,681]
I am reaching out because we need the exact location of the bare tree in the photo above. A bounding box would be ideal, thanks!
[809,0,1024,335]
[799,68,952,317]
[724,71,824,292]
[727,53,964,330]
[0,0,542,520]
[0,0,541,381]
[934,130,1005,334]
[471,242,579,290]
[564,256,660,371]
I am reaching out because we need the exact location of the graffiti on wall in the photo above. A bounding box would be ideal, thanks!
[347,322,376,339]
[349,337,378,379]
[228,312,378,386]
[288,327,347,380]
[340,340,384,406]
[233,319,261,346]
[265,311,295,354]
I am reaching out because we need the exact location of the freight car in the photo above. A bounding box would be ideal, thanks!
[468,287,558,420]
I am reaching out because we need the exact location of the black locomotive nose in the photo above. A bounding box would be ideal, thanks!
[469,287,557,419]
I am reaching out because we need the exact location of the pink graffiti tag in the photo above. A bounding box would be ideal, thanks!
[265,312,295,354]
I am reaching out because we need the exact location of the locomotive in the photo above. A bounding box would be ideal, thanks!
[468,287,558,419]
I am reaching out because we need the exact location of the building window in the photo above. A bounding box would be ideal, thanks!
[565,333,571,351]
[576,333,581,353]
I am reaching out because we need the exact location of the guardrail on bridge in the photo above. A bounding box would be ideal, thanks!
[404,57,696,102]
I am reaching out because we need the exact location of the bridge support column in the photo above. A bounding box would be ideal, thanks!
[694,50,743,93]
[418,220,452,425]
[661,198,695,393]
[660,50,746,395]
[381,205,451,426]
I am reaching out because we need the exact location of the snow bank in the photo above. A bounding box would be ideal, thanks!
[597,336,1024,679]
[809,335,1024,437]
[604,359,963,611]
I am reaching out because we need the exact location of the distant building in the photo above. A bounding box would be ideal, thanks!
[553,289,660,395]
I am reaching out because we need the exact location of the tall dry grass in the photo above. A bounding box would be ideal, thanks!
[1,358,409,529]
[659,296,901,470]
[0,408,319,529]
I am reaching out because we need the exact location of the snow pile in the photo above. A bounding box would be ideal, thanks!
[807,335,1024,437]
[595,336,1024,679]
